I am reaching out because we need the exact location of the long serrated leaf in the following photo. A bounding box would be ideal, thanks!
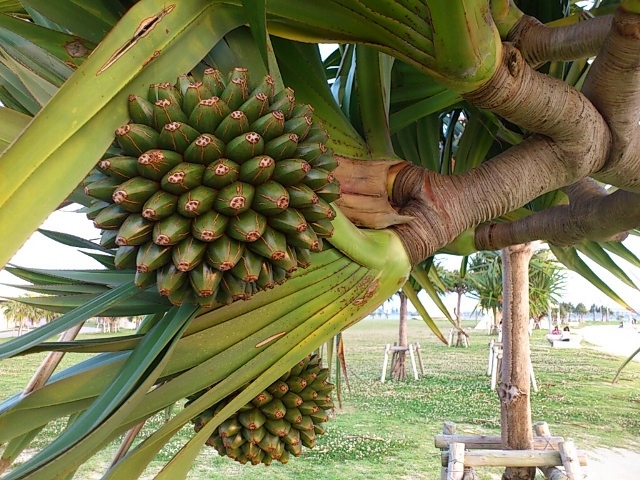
[602,241,640,269]
[613,346,640,383]
[17,336,142,356]
[549,244,634,311]
[241,0,268,68]
[2,283,109,295]
[389,90,461,133]
[13,292,170,316]
[402,282,447,344]
[0,1,246,269]
[355,46,394,156]
[4,266,134,285]
[38,228,111,253]
[272,37,368,156]
[575,240,638,290]
[0,47,58,105]
[410,265,454,323]
[21,0,124,44]
[80,251,116,269]
[0,31,72,86]
[415,114,441,171]
[0,13,95,68]
[0,281,140,360]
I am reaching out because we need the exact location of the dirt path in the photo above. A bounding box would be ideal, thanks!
[584,447,640,479]
[578,324,640,361]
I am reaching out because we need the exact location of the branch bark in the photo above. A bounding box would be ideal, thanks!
[583,9,640,191]
[474,178,635,250]
[508,14,612,66]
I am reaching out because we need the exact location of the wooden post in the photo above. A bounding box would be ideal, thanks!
[533,422,569,480]
[448,329,455,347]
[559,440,584,480]
[408,344,419,380]
[380,344,390,383]
[490,350,502,391]
[447,443,465,480]
[415,343,425,375]
[487,339,495,375]
[441,422,457,480]
[529,356,538,393]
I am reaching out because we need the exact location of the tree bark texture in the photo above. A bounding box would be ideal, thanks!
[499,243,536,480]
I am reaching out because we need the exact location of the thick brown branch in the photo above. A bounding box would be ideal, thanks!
[391,137,569,264]
[475,180,636,250]
[390,43,610,265]
[582,9,640,191]
[463,43,609,180]
[508,14,612,66]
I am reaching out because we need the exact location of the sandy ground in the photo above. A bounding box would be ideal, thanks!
[571,325,640,479]
[578,324,640,362]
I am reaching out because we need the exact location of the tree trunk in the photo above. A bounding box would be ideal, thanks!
[499,243,537,480]
[392,292,408,381]
[491,306,501,335]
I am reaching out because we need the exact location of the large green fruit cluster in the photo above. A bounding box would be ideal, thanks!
[187,354,334,466]
[83,68,340,306]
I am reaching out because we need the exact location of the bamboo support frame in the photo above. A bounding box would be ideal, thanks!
[434,422,588,479]
[380,342,423,382]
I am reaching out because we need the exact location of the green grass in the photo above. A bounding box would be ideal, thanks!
[1,319,639,479]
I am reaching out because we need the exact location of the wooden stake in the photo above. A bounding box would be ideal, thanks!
[415,343,425,375]
[533,422,569,479]
[440,422,457,480]
[447,442,465,480]
[559,440,584,480]
[408,344,419,380]
[380,343,390,383]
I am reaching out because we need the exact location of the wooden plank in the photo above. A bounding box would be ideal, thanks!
[440,450,587,467]
[434,434,564,450]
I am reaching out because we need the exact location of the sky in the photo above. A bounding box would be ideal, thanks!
[2,207,640,320]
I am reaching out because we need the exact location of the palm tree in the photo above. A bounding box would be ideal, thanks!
[574,303,588,322]
[467,252,504,334]
[0,2,639,479]
[440,266,471,346]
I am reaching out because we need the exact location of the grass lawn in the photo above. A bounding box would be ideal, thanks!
[1,319,639,479]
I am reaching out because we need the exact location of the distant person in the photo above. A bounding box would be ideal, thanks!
[619,321,624,328]
[560,326,570,342]
[552,325,560,335]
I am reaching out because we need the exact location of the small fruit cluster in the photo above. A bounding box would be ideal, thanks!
[83,68,340,306]
[188,354,334,465]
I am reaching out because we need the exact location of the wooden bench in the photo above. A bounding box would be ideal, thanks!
[548,334,582,348]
